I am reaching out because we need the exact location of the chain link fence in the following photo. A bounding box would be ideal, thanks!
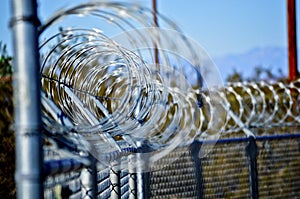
[10,1,300,198]
[42,131,300,198]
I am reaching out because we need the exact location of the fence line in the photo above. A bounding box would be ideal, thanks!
[11,1,300,198]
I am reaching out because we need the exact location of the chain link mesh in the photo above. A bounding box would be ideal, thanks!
[257,135,300,198]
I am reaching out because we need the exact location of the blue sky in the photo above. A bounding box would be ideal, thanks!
[158,0,297,57]
[1,0,299,73]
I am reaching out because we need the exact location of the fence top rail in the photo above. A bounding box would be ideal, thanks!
[196,132,300,145]
[43,158,89,177]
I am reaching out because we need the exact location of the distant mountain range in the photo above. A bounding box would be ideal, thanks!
[211,46,300,81]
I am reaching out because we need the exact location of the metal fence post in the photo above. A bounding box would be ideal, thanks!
[136,140,151,199]
[128,154,137,199]
[10,0,43,198]
[245,136,259,199]
[190,140,203,199]
[81,155,97,198]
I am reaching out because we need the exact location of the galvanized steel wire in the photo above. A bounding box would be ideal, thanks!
[39,1,222,166]
[39,1,300,166]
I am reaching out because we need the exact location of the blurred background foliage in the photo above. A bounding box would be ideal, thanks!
[226,65,287,83]
[0,41,15,198]
[0,42,13,79]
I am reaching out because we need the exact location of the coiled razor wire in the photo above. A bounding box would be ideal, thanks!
[39,2,300,168]
[220,80,300,132]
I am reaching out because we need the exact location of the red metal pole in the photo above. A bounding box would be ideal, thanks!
[152,0,158,27]
[152,0,159,66]
[287,0,298,81]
